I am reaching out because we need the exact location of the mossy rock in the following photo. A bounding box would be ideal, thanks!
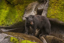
[4,32,43,43]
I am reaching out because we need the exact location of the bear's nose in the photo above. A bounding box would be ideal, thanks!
[30,22,34,25]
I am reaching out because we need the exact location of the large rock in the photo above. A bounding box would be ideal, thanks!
[23,0,49,20]
[0,32,43,43]
[0,33,12,43]
[40,35,64,43]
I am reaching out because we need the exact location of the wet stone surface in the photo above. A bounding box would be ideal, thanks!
[0,32,43,43]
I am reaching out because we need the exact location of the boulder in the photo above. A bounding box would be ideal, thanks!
[40,35,64,43]
[0,32,43,43]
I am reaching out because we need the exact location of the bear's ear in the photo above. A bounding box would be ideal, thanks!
[25,17,28,19]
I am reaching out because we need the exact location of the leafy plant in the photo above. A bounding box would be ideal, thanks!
[10,37,19,43]
[10,37,37,43]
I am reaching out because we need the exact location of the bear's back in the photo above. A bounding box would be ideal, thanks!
[34,15,45,21]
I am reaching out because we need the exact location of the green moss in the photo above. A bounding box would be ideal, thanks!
[0,0,37,26]
[10,37,19,43]
[10,37,37,43]
[21,40,37,43]
[47,0,64,22]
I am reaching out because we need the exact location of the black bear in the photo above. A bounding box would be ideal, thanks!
[25,15,51,36]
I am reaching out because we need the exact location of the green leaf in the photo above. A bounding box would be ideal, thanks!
[21,40,37,43]
[10,37,19,43]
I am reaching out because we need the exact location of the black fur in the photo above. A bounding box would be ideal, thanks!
[25,15,51,36]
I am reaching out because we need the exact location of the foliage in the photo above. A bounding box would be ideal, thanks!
[10,37,37,43]
[47,0,64,22]
[21,40,37,43]
[0,0,37,26]
[10,37,19,43]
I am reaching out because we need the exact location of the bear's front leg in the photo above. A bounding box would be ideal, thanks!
[25,23,29,35]
[32,25,37,36]
[44,24,51,35]
[25,26,29,34]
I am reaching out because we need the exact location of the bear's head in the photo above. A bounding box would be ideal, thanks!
[25,15,34,25]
